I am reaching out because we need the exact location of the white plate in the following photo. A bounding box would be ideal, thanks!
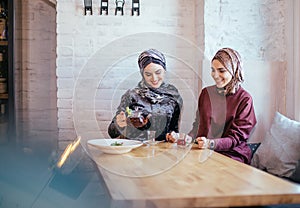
[87,139,143,154]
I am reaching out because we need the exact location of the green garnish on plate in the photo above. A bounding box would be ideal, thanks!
[111,141,123,146]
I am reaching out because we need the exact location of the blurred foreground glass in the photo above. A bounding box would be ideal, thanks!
[176,133,186,146]
[176,133,192,148]
[147,130,156,145]
[198,149,213,163]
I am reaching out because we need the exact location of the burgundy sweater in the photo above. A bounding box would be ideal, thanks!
[189,85,257,164]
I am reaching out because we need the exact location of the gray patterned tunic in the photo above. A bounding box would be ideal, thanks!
[108,80,183,141]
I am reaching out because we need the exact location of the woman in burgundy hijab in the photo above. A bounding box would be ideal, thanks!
[168,47,257,164]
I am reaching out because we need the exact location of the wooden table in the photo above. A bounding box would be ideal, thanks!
[86,142,300,208]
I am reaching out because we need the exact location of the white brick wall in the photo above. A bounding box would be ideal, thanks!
[202,0,288,142]
[15,0,58,144]
[55,0,291,144]
[4,0,285,147]
[204,0,286,61]
[56,0,201,142]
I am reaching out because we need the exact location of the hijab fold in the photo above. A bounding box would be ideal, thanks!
[136,48,182,108]
[138,49,166,72]
[212,48,244,95]
[135,80,183,109]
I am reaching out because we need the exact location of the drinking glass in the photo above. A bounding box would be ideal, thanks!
[177,133,187,146]
[147,130,156,145]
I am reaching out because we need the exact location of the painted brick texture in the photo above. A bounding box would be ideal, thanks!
[56,0,201,141]
[11,0,286,145]
[15,0,58,144]
[55,0,289,142]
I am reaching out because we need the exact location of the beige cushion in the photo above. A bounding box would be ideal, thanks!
[251,112,300,181]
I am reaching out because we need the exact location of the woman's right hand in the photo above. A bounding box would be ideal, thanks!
[196,137,208,149]
[166,131,178,143]
[116,111,127,128]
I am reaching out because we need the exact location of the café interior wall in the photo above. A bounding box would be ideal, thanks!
[14,0,58,147]
[14,0,292,145]
[56,0,201,142]
[202,0,289,142]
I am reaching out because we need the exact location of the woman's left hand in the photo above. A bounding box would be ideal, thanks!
[196,137,208,149]
[116,111,127,128]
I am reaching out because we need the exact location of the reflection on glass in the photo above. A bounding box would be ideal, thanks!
[198,149,213,163]
[56,136,81,168]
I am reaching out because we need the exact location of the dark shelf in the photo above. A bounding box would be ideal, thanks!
[0,93,8,99]
[0,0,14,142]
[0,40,8,45]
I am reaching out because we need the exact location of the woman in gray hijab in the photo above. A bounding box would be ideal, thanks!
[108,49,183,141]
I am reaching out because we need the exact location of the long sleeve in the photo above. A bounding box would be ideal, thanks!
[188,108,199,139]
[107,90,131,138]
[196,86,257,164]
[168,101,181,133]
[214,95,257,151]
[108,117,124,138]
[196,88,212,138]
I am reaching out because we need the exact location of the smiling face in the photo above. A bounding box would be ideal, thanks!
[142,62,166,88]
[211,59,233,88]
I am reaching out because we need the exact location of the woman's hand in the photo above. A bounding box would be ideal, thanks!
[166,131,193,144]
[128,115,149,128]
[166,131,177,143]
[116,111,127,128]
[196,137,208,149]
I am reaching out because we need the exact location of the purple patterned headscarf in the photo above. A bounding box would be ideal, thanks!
[212,48,244,95]
[138,49,166,72]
